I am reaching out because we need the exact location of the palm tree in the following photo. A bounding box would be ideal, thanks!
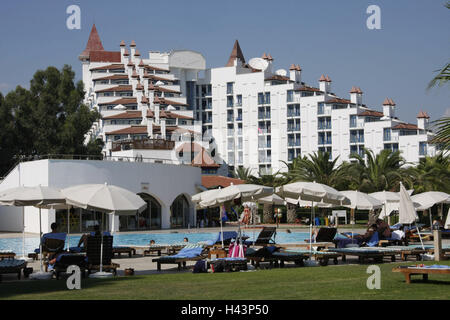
[249,173,285,224]
[411,154,450,193]
[430,117,450,151]
[349,148,412,193]
[281,151,354,190]
[234,166,253,181]
[427,2,450,89]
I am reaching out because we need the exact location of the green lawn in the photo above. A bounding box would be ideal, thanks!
[1,261,449,300]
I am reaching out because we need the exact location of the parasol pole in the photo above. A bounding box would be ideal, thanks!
[22,206,26,259]
[67,205,70,250]
[310,201,314,254]
[220,205,224,249]
[39,207,43,272]
[100,212,104,273]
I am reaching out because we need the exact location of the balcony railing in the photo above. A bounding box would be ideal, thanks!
[111,139,175,152]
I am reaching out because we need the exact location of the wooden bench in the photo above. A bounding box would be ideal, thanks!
[392,266,450,284]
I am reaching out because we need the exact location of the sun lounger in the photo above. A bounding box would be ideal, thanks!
[209,257,248,272]
[392,265,450,284]
[47,253,88,279]
[112,246,136,258]
[305,227,337,243]
[143,242,187,256]
[245,246,279,268]
[152,244,206,271]
[283,249,342,266]
[0,251,16,260]
[0,259,27,281]
[86,235,119,275]
[244,227,277,246]
[328,247,398,263]
[199,231,238,247]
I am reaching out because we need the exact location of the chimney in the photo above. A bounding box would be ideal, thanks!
[130,40,136,62]
[154,100,160,124]
[350,87,363,105]
[119,40,126,63]
[160,117,167,140]
[319,75,329,93]
[131,69,139,91]
[138,59,145,78]
[141,96,149,125]
[289,64,296,82]
[417,111,430,130]
[382,98,396,118]
[127,58,134,78]
[147,119,153,139]
[136,81,144,108]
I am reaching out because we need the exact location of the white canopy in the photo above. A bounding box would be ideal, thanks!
[257,194,285,205]
[198,184,273,208]
[410,191,450,211]
[398,183,418,224]
[276,181,350,205]
[0,186,65,207]
[339,190,383,210]
[62,183,146,215]
[192,189,222,209]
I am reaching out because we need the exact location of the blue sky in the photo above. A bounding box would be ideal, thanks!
[0,0,449,123]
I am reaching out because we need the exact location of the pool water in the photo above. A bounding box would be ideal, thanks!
[0,231,311,255]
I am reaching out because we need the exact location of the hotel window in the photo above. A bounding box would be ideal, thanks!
[258,92,265,105]
[287,90,294,103]
[318,103,324,115]
[419,142,427,156]
[350,115,357,128]
[227,82,234,95]
[383,128,391,141]
[227,96,234,108]
[236,95,242,106]
[265,92,271,104]
[288,149,295,161]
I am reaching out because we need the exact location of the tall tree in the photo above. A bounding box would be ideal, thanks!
[349,148,412,193]
[410,154,450,193]
[0,65,101,177]
[281,152,354,190]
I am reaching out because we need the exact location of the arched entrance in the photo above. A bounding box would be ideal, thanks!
[170,194,190,228]
[119,193,162,231]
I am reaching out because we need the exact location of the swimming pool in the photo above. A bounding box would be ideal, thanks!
[0,230,311,254]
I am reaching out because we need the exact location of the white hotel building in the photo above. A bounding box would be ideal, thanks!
[195,41,436,175]
[81,25,436,176]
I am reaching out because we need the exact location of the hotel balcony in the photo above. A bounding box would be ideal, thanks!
[111,138,175,152]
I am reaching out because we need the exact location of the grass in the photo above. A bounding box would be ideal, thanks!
[0,260,449,300]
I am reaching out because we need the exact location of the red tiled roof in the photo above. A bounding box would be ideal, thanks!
[201,176,245,189]
[417,111,430,119]
[267,53,273,61]
[134,49,141,56]
[93,74,129,81]
[392,123,419,130]
[350,86,363,94]
[326,98,351,104]
[144,65,170,72]
[319,74,327,82]
[289,64,296,70]
[106,126,147,135]
[176,143,204,153]
[325,75,331,82]
[262,53,268,59]
[95,85,132,93]
[89,51,121,63]
[192,149,220,168]
[156,97,188,106]
[359,110,384,117]
[98,98,137,106]
[90,64,124,71]
[296,64,301,71]
[79,24,104,59]
[153,86,180,94]
[130,40,136,47]
[103,111,142,120]
[226,40,245,67]
[120,40,125,47]
[265,75,292,82]
[295,86,322,92]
